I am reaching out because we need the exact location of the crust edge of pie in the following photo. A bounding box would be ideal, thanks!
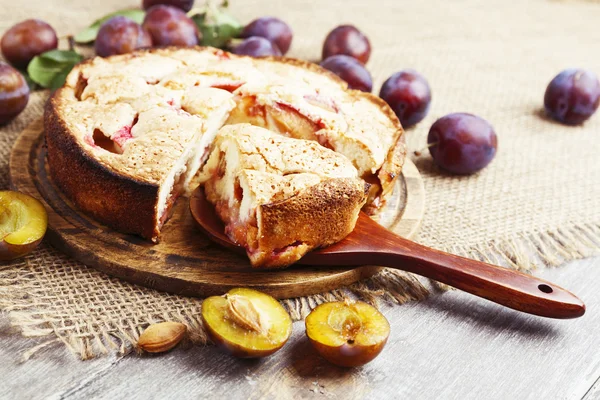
[45,95,162,241]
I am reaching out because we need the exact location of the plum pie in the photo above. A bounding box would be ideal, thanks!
[45,47,405,266]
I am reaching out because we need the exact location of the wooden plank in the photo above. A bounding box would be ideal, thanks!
[0,318,115,400]
[584,377,600,400]
[2,257,598,399]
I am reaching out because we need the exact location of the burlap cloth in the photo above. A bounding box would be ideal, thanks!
[1,0,600,360]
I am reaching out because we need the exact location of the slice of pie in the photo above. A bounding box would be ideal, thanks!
[45,47,404,242]
[46,75,235,242]
[198,124,368,268]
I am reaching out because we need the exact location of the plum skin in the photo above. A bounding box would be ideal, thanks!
[95,16,153,57]
[142,5,200,47]
[142,0,195,12]
[322,25,371,64]
[0,63,30,125]
[428,113,498,175]
[0,237,44,261]
[544,69,600,125]
[232,37,282,57]
[241,17,293,55]
[320,55,372,92]
[380,69,432,128]
[1,19,58,68]
[308,336,389,368]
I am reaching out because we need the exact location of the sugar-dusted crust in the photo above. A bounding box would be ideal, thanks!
[45,94,160,240]
[255,177,367,268]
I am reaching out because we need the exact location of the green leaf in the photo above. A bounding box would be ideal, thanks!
[74,9,146,44]
[27,50,83,89]
[39,50,83,64]
[193,8,242,49]
[49,68,73,90]
[27,58,64,88]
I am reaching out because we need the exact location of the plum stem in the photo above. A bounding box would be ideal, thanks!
[413,141,438,157]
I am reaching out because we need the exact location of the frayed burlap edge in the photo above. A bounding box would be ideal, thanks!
[0,255,429,361]
[2,221,599,361]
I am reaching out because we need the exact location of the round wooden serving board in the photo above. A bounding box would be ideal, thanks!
[9,119,425,299]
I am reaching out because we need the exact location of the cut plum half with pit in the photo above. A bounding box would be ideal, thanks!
[0,191,48,260]
[306,300,390,367]
[202,288,292,358]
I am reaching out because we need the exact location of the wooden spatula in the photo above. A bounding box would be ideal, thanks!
[190,188,585,319]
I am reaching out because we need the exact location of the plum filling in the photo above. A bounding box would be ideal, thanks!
[158,172,186,229]
[209,163,259,252]
[247,97,267,119]
[303,93,340,114]
[74,73,88,101]
[362,174,382,214]
[275,101,329,131]
[112,125,133,149]
[167,98,193,117]
[216,153,227,179]
[271,101,330,146]
[83,135,98,148]
[86,114,138,154]
[210,81,244,92]
[159,192,180,227]
[214,49,231,60]
[214,200,258,252]
[271,241,303,257]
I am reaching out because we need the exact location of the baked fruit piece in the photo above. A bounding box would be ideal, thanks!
[198,124,369,268]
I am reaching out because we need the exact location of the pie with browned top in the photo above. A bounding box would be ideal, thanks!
[45,47,405,265]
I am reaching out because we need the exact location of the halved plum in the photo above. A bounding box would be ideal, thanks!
[202,288,292,358]
[305,300,390,367]
[0,191,48,260]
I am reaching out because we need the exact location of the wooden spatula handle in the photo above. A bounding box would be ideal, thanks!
[309,214,585,319]
[384,244,584,319]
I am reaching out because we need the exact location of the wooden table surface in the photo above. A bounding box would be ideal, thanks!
[1,256,599,400]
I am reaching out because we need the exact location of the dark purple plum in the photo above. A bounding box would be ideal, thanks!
[241,17,293,55]
[142,0,194,12]
[142,5,200,47]
[232,37,282,57]
[0,63,30,125]
[95,16,152,57]
[428,113,497,175]
[544,69,600,125]
[320,55,372,92]
[322,25,371,64]
[380,69,431,128]
[1,19,58,68]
